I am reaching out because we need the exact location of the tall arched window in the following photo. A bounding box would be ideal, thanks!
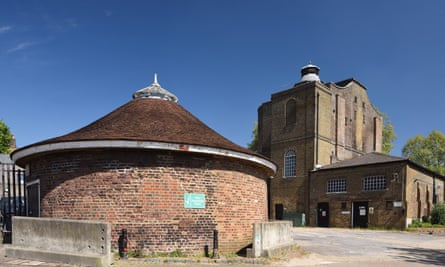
[285,99,296,126]
[284,150,296,177]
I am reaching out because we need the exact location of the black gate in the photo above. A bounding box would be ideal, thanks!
[1,164,26,243]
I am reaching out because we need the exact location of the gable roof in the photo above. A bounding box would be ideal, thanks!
[0,154,13,164]
[317,152,406,170]
[314,152,444,179]
[329,78,368,90]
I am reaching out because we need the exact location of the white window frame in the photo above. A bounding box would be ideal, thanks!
[363,175,387,191]
[283,150,296,178]
[327,178,347,193]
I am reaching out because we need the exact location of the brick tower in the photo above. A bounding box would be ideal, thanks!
[258,64,382,223]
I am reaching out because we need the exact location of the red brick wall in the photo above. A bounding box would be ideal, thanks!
[26,149,269,255]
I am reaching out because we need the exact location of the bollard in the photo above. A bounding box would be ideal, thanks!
[118,229,128,259]
[212,229,219,259]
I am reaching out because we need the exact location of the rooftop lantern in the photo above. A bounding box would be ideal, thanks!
[300,63,320,82]
[132,73,178,102]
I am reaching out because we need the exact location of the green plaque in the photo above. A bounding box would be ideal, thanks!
[184,193,205,209]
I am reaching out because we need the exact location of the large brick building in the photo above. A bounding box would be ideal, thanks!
[258,64,445,229]
[11,76,276,255]
[258,64,383,222]
[309,152,444,229]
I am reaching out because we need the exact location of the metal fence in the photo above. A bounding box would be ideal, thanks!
[1,163,26,243]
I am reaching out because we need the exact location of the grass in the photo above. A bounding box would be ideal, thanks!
[409,219,445,228]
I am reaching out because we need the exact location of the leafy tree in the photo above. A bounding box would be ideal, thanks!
[402,130,445,176]
[0,119,13,154]
[247,121,258,152]
[381,113,396,154]
[431,202,445,225]
[373,109,397,154]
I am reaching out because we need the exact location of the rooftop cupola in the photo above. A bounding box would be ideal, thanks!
[132,73,178,102]
[300,63,320,82]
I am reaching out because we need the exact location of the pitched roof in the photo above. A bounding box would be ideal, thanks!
[13,98,273,166]
[317,152,406,170]
[0,154,13,164]
[315,152,444,179]
[331,78,367,90]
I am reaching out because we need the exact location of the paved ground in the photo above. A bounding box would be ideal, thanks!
[284,227,445,266]
[0,227,444,266]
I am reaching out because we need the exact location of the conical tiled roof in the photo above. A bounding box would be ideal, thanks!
[34,98,252,153]
[12,97,276,173]
[12,76,276,173]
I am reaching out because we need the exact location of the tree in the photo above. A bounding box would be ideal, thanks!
[402,130,445,176]
[378,111,396,154]
[247,121,258,152]
[431,202,445,225]
[0,119,13,154]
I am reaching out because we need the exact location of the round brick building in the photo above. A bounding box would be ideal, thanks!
[11,76,276,255]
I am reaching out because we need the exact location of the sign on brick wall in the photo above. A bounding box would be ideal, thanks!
[184,193,206,209]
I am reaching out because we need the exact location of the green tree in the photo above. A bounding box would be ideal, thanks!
[0,119,13,154]
[247,121,258,152]
[381,112,396,154]
[402,130,445,176]
[431,202,445,225]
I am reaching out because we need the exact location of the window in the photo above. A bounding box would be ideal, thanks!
[363,175,386,191]
[285,99,296,126]
[327,178,346,193]
[284,150,296,177]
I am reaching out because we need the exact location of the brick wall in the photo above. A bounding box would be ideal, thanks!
[406,166,445,222]
[259,78,384,221]
[309,162,406,229]
[25,149,269,255]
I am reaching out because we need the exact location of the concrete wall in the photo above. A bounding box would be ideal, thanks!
[252,221,294,257]
[6,217,111,267]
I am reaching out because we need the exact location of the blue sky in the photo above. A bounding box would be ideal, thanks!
[1,0,445,156]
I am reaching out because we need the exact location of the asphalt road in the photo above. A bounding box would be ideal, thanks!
[0,227,444,266]
[284,227,445,266]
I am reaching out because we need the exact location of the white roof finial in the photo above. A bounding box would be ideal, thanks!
[153,73,159,85]
[132,73,178,102]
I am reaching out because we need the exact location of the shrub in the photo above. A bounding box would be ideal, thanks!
[431,202,445,225]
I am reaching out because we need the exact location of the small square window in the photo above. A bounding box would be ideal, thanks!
[341,202,347,211]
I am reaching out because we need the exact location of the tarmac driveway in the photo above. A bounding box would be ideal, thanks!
[285,227,445,266]
[0,227,444,267]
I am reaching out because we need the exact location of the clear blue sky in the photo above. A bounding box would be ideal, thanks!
[1,0,445,156]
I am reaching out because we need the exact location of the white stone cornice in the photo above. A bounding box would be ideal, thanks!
[12,140,276,174]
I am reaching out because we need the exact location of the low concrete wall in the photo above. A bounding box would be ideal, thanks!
[5,217,111,267]
[252,221,294,257]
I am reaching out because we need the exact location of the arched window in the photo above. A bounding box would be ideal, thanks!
[285,99,296,126]
[284,150,296,177]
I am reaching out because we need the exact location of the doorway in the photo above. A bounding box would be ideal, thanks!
[317,202,329,227]
[26,180,40,217]
[353,201,368,228]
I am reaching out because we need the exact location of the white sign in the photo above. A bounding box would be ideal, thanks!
[393,201,403,207]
